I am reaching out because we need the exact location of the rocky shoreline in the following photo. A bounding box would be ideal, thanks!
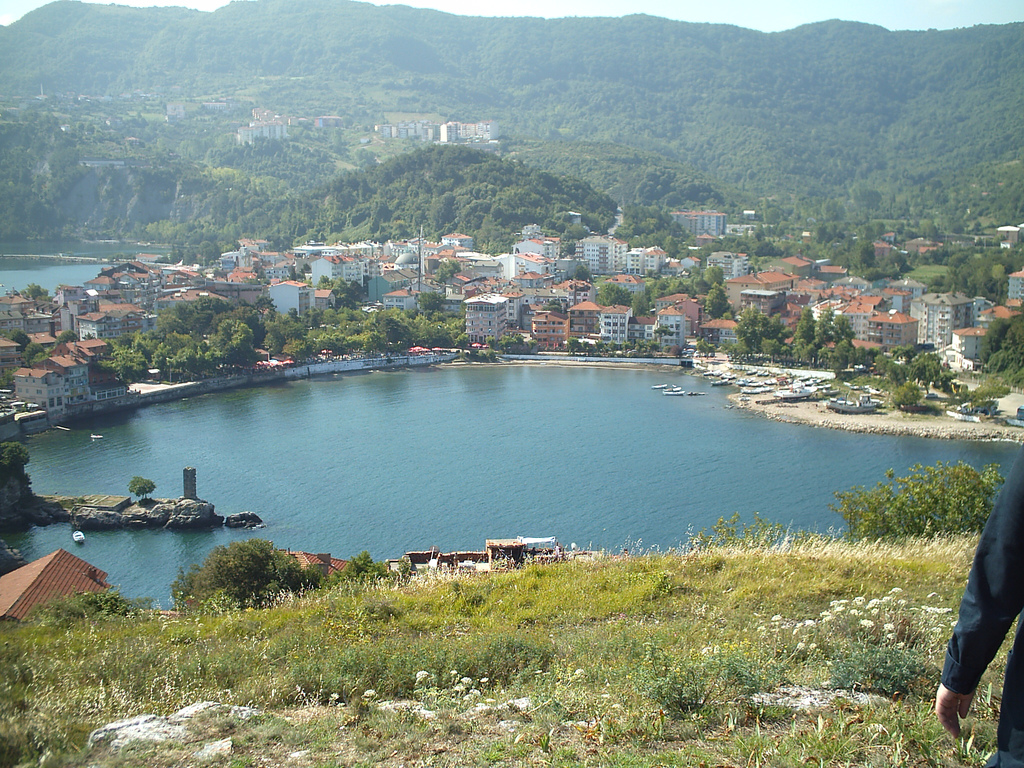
[729,393,1024,443]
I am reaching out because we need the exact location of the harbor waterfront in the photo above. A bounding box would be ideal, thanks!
[5,364,1020,605]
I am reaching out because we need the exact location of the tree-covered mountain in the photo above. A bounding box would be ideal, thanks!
[1,0,1022,198]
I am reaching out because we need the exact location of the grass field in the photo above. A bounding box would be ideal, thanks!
[0,534,1000,768]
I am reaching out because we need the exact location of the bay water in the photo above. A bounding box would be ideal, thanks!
[5,365,1019,606]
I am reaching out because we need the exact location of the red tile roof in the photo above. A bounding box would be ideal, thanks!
[0,549,110,620]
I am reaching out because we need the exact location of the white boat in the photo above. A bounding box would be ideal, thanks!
[651,384,669,389]
[72,530,85,544]
[663,388,687,396]
[826,394,879,414]
[773,386,815,401]
[90,434,103,440]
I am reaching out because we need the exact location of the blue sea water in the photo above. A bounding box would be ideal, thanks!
[5,365,1019,605]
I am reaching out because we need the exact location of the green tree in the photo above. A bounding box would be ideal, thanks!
[111,345,148,383]
[22,283,49,301]
[417,291,445,314]
[128,476,156,500]
[704,284,729,320]
[597,282,632,307]
[331,550,389,584]
[891,381,922,410]
[435,259,460,284]
[831,461,1004,541]
[172,538,323,610]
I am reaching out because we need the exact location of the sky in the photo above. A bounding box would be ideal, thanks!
[0,0,1021,30]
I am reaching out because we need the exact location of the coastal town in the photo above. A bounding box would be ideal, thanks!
[2,211,1023,440]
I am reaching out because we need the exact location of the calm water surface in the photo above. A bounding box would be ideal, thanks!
[6,365,1020,605]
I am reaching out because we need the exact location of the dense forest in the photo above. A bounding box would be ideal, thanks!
[1,1,1022,198]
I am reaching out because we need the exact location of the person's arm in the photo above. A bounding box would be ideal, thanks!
[942,447,1024,697]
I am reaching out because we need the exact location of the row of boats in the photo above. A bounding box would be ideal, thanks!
[652,384,707,397]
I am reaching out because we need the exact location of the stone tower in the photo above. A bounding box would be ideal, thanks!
[183,467,197,500]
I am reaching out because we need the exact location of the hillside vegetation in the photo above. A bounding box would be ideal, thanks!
[1,1,1022,197]
[0,535,1003,768]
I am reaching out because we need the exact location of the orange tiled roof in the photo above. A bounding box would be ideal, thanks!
[0,549,110,620]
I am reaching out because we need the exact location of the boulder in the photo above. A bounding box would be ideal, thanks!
[160,498,223,529]
[0,538,25,576]
[121,502,170,528]
[225,511,264,529]
[72,507,126,531]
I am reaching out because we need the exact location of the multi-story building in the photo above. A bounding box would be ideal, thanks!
[671,210,727,237]
[949,327,987,371]
[1009,269,1024,303]
[725,271,797,310]
[866,311,919,350]
[576,236,627,276]
[621,247,666,275]
[530,311,568,349]
[700,318,739,346]
[599,305,632,343]
[909,292,974,348]
[654,306,690,348]
[311,255,365,286]
[76,308,156,340]
[567,301,603,338]
[464,294,509,343]
[268,281,312,316]
[707,251,749,279]
[13,367,65,414]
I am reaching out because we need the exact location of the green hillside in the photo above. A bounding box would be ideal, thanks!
[1,1,1022,197]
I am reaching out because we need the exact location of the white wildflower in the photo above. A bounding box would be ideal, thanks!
[884,623,895,632]
[363,689,377,700]
[860,619,875,628]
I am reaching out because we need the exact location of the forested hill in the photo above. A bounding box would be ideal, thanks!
[1,0,1022,196]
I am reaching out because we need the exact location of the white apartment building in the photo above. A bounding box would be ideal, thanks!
[599,305,632,343]
[706,251,749,280]
[1009,269,1024,302]
[268,281,312,316]
[910,292,974,348]
[621,247,666,275]
[576,235,628,275]
[671,210,727,237]
[311,255,365,285]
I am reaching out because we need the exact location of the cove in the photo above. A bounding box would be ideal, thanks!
[6,364,1019,605]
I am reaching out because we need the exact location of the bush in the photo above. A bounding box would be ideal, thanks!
[829,643,927,697]
[172,539,323,611]
[28,589,144,626]
[831,461,1004,540]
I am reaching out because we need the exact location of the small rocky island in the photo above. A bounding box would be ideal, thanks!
[0,465,263,576]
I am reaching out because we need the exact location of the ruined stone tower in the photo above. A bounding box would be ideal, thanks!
[183,467,197,500]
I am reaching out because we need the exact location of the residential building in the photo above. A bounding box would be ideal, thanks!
[0,549,110,620]
[725,271,797,310]
[621,247,667,275]
[707,251,749,279]
[949,327,987,371]
[865,311,919,350]
[567,301,603,338]
[13,367,65,413]
[442,233,474,250]
[43,355,90,407]
[700,318,739,346]
[599,305,632,343]
[383,288,420,312]
[464,294,509,343]
[268,281,312,316]
[76,308,155,340]
[530,311,568,349]
[576,236,627,275]
[654,306,690,349]
[627,316,657,343]
[910,292,974,348]
[604,274,647,295]
[311,255,365,285]
[0,337,21,374]
[1008,270,1024,302]
[671,210,727,237]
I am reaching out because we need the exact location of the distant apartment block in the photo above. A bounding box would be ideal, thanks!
[440,121,500,142]
[671,210,727,237]
[576,236,628,275]
[706,251,749,279]
[1009,269,1024,302]
[237,120,287,145]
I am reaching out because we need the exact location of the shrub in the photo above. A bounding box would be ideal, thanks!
[831,461,1003,540]
[829,643,927,697]
[172,539,323,610]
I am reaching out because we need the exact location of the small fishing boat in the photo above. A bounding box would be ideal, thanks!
[90,434,103,440]
[651,384,669,389]
[72,530,85,544]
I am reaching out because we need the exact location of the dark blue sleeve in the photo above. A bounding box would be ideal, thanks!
[943,445,1024,695]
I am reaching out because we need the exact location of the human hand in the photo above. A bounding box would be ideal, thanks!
[935,683,974,738]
